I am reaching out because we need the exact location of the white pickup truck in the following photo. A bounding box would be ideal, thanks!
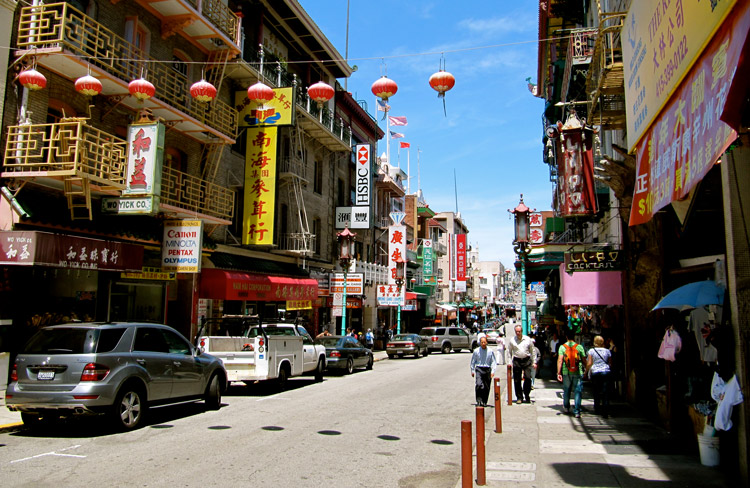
[196,317,326,387]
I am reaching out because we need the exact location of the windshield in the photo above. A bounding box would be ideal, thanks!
[393,334,417,341]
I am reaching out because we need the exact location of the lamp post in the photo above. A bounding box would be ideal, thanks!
[337,225,356,336]
[509,194,533,335]
[394,255,406,334]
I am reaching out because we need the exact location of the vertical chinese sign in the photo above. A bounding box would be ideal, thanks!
[455,234,466,293]
[243,127,278,245]
[388,225,406,305]
[422,239,433,278]
[529,212,544,244]
[123,121,164,197]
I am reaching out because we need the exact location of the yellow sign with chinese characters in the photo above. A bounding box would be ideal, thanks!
[286,300,312,311]
[235,87,295,127]
[623,0,736,151]
[120,267,176,280]
[243,127,277,245]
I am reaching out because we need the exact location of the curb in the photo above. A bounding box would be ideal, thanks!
[0,421,23,433]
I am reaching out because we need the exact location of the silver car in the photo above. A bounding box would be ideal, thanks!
[5,322,227,431]
[419,326,477,353]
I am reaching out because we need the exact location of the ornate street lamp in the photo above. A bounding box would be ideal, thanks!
[337,225,357,336]
[394,255,406,334]
[509,194,534,335]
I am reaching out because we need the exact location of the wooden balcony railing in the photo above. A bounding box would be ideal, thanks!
[17,3,237,139]
[2,120,127,188]
[586,12,627,129]
[161,165,234,220]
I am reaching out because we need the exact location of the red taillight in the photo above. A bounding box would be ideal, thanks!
[10,363,17,382]
[330,351,341,358]
[404,343,415,347]
[200,338,206,347]
[431,337,439,342]
[386,343,394,348]
[80,363,110,381]
[259,338,265,347]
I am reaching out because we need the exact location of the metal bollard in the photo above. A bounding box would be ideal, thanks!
[461,420,472,488]
[476,406,486,485]
[494,377,502,434]
[507,364,513,406]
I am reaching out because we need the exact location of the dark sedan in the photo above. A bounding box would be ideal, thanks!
[386,334,429,358]
[316,336,373,374]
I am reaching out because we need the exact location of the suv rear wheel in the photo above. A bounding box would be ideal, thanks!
[441,343,451,354]
[112,384,146,431]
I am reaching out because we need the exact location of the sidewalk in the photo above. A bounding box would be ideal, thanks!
[464,361,733,487]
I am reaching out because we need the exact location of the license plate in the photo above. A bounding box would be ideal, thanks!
[37,371,55,380]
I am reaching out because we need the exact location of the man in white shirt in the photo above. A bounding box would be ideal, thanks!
[506,325,537,404]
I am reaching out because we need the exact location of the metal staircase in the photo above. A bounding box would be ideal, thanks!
[278,127,313,256]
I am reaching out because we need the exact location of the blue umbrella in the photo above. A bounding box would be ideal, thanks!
[652,280,725,312]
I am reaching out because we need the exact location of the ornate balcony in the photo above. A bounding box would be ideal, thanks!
[16,3,238,142]
[2,120,234,222]
[586,12,627,129]
[148,0,241,50]
[560,28,597,107]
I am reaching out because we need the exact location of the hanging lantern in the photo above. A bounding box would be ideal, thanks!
[190,79,217,103]
[247,81,274,106]
[18,68,47,91]
[75,74,102,97]
[128,77,155,101]
[371,76,398,102]
[307,81,334,107]
[428,70,455,98]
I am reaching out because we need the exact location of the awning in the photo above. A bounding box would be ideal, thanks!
[436,303,456,311]
[0,230,144,271]
[200,268,318,301]
[559,264,622,306]
[405,291,427,300]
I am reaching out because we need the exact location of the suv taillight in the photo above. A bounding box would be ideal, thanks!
[431,336,439,342]
[81,363,110,381]
[10,363,17,382]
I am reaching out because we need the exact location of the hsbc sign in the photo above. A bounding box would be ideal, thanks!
[355,144,370,206]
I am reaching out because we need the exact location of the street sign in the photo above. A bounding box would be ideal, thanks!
[333,293,343,306]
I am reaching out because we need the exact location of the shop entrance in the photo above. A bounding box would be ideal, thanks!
[109,282,166,323]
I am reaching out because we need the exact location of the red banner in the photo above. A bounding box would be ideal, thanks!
[629,2,750,226]
[557,127,596,217]
[456,234,466,282]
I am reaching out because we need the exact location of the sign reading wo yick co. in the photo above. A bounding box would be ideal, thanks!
[161,220,203,273]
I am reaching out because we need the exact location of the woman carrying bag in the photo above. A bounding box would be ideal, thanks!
[586,335,613,418]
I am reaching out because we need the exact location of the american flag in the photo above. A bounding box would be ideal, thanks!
[388,116,408,126]
[390,131,405,139]
[377,99,390,112]
[400,142,410,148]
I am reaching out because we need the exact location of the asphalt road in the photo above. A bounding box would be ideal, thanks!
[0,349,490,487]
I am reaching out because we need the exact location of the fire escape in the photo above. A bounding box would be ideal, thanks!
[277,127,313,257]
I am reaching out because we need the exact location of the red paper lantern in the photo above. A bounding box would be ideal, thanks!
[307,81,334,106]
[190,79,217,103]
[128,77,155,101]
[429,70,455,98]
[247,81,274,105]
[18,68,47,91]
[75,74,102,96]
[371,76,397,101]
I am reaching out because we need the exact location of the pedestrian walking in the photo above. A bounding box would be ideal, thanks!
[586,335,613,418]
[470,334,496,407]
[365,328,374,349]
[506,325,537,404]
[557,329,586,417]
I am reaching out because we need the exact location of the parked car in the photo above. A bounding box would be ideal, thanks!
[386,334,429,358]
[480,328,501,345]
[419,327,477,354]
[5,322,227,431]
[316,336,373,374]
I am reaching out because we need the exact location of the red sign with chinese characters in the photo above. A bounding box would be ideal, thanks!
[456,234,466,282]
[557,127,596,217]
[243,127,278,245]
[630,2,750,226]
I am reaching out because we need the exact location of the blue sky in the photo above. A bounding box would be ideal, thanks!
[299,0,551,268]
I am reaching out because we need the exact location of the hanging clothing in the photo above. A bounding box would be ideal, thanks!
[657,329,682,361]
[711,373,744,431]
[688,308,718,362]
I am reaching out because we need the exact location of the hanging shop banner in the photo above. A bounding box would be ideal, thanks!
[629,3,750,227]
[387,225,406,306]
[0,230,143,271]
[329,273,363,295]
[529,212,544,244]
[235,87,295,127]
[564,251,624,272]
[286,300,312,311]
[456,234,467,284]
[335,206,370,229]
[161,220,203,273]
[556,125,596,217]
[123,121,164,197]
[422,239,433,277]
[622,0,738,152]
[243,127,278,245]
[377,284,403,307]
[355,144,371,206]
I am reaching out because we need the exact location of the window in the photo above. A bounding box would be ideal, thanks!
[172,51,190,78]
[314,160,323,194]
[161,329,191,355]
[337,178,345,207]
[134,327,169,353]
[312,218,321,255]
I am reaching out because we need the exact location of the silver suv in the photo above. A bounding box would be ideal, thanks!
[5,322,227,431]
[419,327,477,353]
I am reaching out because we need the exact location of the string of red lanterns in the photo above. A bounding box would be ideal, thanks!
[190,79,217,103]
[75,74,102,97]
[128,77,155,101]
[307,81,334,107]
